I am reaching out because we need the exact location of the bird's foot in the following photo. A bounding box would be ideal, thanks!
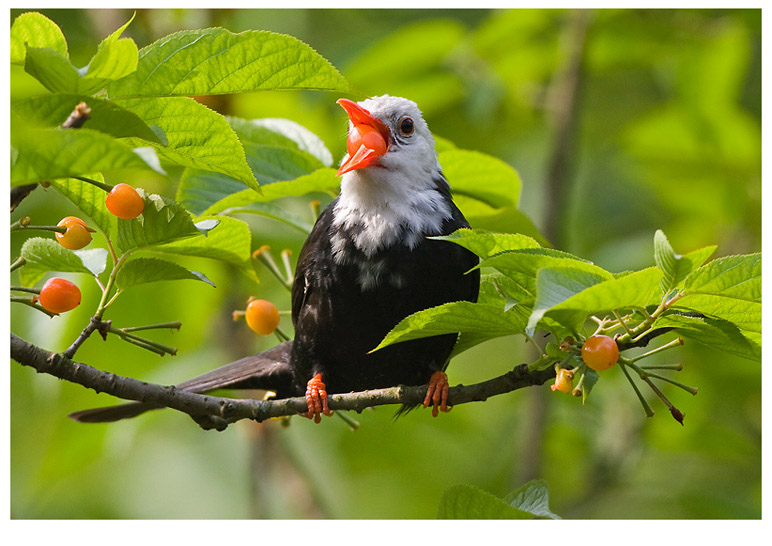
[423,371,451,417]
[305,373,332,423]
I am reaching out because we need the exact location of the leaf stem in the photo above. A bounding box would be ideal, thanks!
[10,257,26,272]
[10,296,57,317]
[274,326,290,343]
[618,361,655,418]
[74,175,114,193]
[252,246,292,290]
[629,337,684,362]
[11,286,41,295]
[121,321,182,333]
[612,309,635,337]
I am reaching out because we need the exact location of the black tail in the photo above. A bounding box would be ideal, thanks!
[69,341,297,423]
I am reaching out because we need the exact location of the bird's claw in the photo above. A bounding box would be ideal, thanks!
[305,373,332,423]
[423,371,451,417]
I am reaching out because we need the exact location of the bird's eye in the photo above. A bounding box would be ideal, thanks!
[399,117,414,136]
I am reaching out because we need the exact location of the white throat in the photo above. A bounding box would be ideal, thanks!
[331,167,452,260]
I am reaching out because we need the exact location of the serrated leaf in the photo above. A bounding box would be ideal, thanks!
[115,192,200,252]
[503,479,561,520]
[195,168,340,217]
[50,175,117,237]
[115,257,215,290]
[453,199,548,246]
[654,230,717,294]
[98,12,135,50]
[229,117,333,167]
[678,253,761,333]
[11,12,68,65]
[434,228,541,259]
[437,485,532,519]
[527,267,608,334]
[10,125,161,186]
[479,248,612,297]
[79,38,139,94]
[114,97,258,191]
[19,237,103,286]
[654,313,760,361]
[175,119,330,215]
[107,27,352,98]
[530,266,664,333]
[373,301,528,354]
[12,94,162,143]
[23,46,80,93]
[149,216,254,279]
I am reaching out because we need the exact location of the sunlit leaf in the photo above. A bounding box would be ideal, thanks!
[678,253,761,333]
[654,229,716,294]
[114,97,258,191]
[107,27,352,98]
[19,237,106,287]
[13,94,162,143]
[50,175,117,237]
[373,301,528,354]
[11,12,68,65]
[115,192,200,252]
[434,228,541,259]
[149,215,254,279]
[11,124,163,186]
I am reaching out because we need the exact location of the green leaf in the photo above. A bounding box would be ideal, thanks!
[654,313,761,361]
[12,94,162,143]
[479,248,612,296]
[434,228,541,259]
[527,267,608,334]
[453,198,548,245]
[503,479,561,520]
[11,12,68,65]
[115,257,215,290]
[23,46,80,93]
[50,175,117,237]
[19,237,106,286]
[439,149,520,209]
[79,38,139,94]
[115,192,200,253]
[678,254,761,333]
[229,117,333,167]
[195,168,340,217]
[114,97,258,191]
[372,301,528,354]
[107,27,352,98]
[10,124,164,186]
[97,12,135,50]
[530,266,664,333]
[149,216,254,279]
[437,485,533,519]
[654,229,717,294]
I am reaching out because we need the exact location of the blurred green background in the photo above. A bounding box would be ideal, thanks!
[10,9,761,519]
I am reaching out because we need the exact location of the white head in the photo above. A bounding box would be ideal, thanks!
[332,95,452,260]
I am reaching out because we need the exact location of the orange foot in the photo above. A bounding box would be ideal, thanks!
[423,371,451,417]
[305,373,332,423]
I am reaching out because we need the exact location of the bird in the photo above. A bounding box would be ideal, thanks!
[69,95,480,424]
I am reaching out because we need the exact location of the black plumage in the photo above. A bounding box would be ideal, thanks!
[70,95,480,423]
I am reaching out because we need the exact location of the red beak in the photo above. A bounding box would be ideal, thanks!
[336,98,390,176]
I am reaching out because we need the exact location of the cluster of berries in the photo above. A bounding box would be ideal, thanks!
[37,184,144,315]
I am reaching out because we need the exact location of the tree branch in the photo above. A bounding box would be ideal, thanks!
[10,332,554,431]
